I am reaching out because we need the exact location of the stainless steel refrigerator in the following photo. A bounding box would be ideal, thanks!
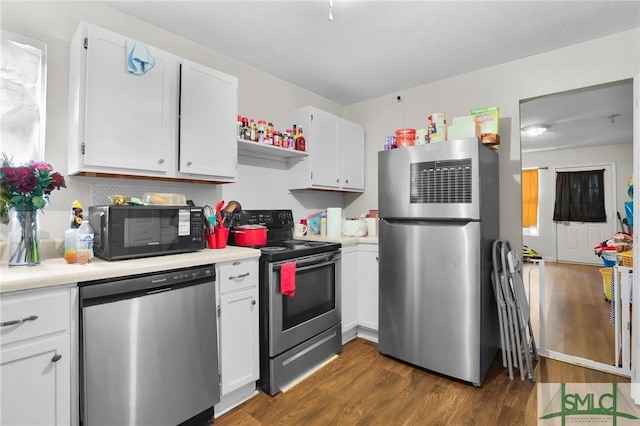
[377,137,499,386]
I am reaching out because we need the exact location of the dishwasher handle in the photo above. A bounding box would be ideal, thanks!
[80,264,215,304]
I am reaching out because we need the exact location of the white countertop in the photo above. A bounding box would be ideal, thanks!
[0,246,261,294]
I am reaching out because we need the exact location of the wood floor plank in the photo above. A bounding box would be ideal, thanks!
[214,338,630,426]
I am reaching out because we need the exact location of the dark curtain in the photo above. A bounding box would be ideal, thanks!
[553,169,606,222]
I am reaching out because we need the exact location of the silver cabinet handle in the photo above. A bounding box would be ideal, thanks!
[1,315,38,327]
[158,158,165,164]
[186,161,193,166]
[345,179,349,184]
[251,300,256,306]
[229,272,250,280]
[51,354,62,363]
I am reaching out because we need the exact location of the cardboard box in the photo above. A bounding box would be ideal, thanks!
[471,107,499,146]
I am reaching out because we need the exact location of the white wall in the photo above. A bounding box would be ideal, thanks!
[1,1,346,240]
[343,28,640,249]
[522,143,633,259]
[2,2,639,248]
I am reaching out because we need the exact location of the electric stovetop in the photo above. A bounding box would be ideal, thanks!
[229,209,341,262]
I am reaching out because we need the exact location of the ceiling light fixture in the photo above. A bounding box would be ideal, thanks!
[521,124,550,137]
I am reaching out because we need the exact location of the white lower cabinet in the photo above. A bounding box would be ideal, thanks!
[0,286,76,426]
[215,258,259,415]
[357,244,379,335]
[340,244,359,343]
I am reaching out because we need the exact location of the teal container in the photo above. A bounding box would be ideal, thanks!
[625,201,633,225]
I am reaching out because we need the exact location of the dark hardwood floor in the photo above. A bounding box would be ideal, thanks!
[213,338,629,426]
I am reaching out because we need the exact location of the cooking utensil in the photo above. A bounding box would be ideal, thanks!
[231,224,267,247]
[203,205,216,234]
[222,201,242,227]
[223,200,242,215]
[215,200,225,227]
[203,214,215,235]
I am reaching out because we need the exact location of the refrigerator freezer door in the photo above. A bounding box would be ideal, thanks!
[378,219,484,384]
[378,137,493,220]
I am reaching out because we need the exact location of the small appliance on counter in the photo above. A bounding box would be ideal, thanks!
[88,205,205,261]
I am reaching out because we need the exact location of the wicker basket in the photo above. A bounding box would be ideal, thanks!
[618,251,633,267]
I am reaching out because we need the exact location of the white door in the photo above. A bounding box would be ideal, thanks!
[219,288,258,395]
[340,119,365,190]
[1,337,70,426]
[555,164,615,264]
[310,109,340,188]
[179,59,238,179]
[84,25,177,173]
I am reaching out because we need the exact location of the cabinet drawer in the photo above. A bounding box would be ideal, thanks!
[1,290,70,346]
[218,261,257,294]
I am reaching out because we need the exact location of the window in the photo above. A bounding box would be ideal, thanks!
[1,30,47,163]
[553,169,606,222]
[522,168,539,235]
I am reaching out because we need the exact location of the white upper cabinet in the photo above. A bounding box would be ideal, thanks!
[68,23,237,182]
[287,106,364,192]
[178,59,237,180]
[340,119,365,190]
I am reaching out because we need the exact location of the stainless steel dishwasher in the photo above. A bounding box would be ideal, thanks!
[79,265,219,426]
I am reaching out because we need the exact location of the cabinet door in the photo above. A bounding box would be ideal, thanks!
[1,336,70,426]
[358,247,379,331]
[179,59,238,179]
[219,287,258,395]
[340,245,359,340]
[340,119,365,190]
[309,110,340,188]
[83,25,177,173]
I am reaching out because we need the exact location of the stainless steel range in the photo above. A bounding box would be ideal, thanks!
[230,209,342,396]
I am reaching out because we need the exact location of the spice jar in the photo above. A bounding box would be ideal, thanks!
[285,129,293,148]
[257,120,267,143]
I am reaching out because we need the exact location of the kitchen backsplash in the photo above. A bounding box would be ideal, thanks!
[89,155,344,225]
[90,180,220,208]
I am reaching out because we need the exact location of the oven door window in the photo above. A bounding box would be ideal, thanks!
[280,262,335,331]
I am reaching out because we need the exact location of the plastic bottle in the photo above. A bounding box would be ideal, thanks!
[257,120,266,143]
[64,200,83,264]
[236,115,243,138]
[320,217,327,236]
[76,219,94,265]
[295,126,306,151]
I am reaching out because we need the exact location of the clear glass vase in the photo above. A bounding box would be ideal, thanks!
[8,209,41,267]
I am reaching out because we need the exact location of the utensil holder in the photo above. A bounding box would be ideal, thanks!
[215,227,229,249]
[206,233,217,249]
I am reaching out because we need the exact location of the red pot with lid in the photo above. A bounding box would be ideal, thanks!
[231,225,268,247]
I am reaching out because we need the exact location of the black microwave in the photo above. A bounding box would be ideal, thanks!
[88,205,205,261]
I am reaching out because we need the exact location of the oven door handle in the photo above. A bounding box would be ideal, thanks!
[272,253,339,270]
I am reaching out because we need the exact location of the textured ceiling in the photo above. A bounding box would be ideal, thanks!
[104,0,640,106]
[520,79,634,153]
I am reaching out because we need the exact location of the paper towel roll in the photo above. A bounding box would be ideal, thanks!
[326,208,342,237]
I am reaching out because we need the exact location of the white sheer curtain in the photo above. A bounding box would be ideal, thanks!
[1,30,47,164]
